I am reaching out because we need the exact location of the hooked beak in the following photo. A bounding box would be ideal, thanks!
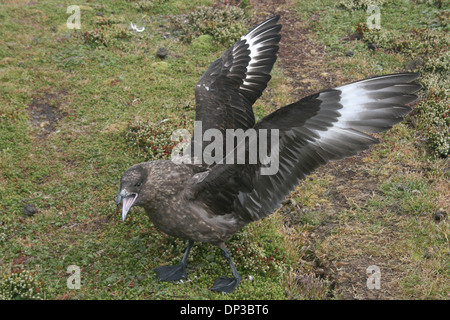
[116,190,138,222]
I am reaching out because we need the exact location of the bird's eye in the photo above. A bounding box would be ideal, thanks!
[135,181,143,187]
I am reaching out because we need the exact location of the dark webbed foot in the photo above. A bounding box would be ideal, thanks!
[154,263,187,281]
[211,276,241,293]
[210,243,241,293]
[154,240,193,282]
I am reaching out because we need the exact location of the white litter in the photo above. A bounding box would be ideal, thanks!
[130,22,145,32]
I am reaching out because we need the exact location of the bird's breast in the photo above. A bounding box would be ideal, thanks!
[145,200,245,244]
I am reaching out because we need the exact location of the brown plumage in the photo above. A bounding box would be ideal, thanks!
[116,15,421,293]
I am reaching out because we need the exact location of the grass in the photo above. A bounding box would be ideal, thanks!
[0,0,448,300]
[0,0,294,300]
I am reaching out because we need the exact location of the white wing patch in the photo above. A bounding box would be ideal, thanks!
[239,31,272,88]
[235,17,281,92]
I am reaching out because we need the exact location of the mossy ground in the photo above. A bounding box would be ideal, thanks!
[0,0,448,300]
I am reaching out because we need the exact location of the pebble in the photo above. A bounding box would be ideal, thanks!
[434,208,446,222]
[22,203,38,217]
[368,43,377,51]
[156,47,168,59]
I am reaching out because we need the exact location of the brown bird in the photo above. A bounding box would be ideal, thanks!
[116,15,421,293]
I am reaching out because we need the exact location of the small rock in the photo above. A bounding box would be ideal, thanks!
[40,121,50,128]
[345,51,354,57]
[22,204,38,217]
[434,208,447,222]
[368,43,377,51]
[156,47,168,59]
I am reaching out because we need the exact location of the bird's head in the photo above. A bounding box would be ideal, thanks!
[116,163,149,222]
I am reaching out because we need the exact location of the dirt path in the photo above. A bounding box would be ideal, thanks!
[249,0,336,99]
[249,0,402,299]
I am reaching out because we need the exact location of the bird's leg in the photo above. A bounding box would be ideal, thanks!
[210,243,241,293]
[154,240,193,282]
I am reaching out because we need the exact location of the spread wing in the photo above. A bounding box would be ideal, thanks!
[191,16,281,163]
[184,73,421,222]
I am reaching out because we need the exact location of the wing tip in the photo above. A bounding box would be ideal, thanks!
[263,15,281,25]
[244,15,282,39]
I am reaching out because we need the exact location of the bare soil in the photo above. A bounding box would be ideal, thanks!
[27,91,66,140]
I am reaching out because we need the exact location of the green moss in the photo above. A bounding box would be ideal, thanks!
[337,0,387,10]
[416,94,450,157]
[190,34,215,51]
[171,5,248,46]
[130,0,155,12]
[124,117,193,161]
[416,51,450,157]
[362,28,449,57]
[0,266,43,300]
[151,61,169,72]
[129,0,214,14]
